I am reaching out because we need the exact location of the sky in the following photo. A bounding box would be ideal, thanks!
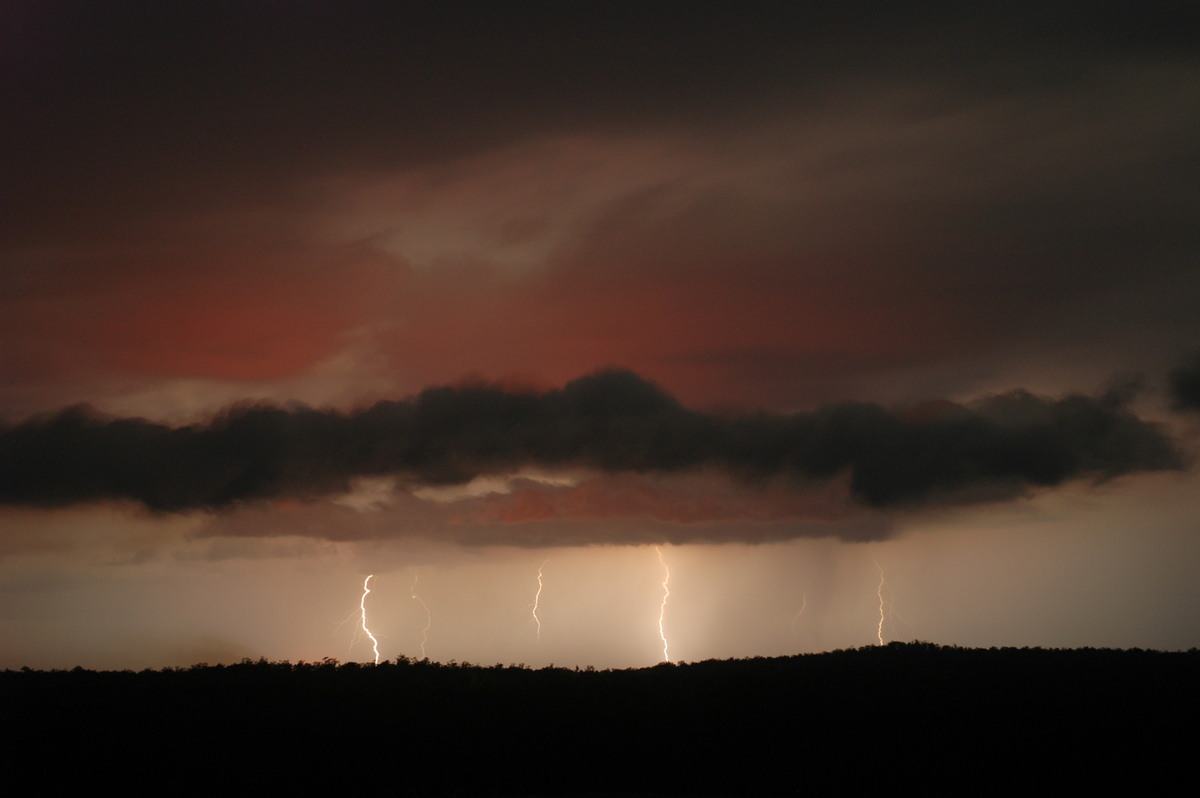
[2,2,1199,670]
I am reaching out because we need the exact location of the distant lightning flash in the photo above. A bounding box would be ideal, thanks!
[656,545,671,663]
[790,593,808,633]
[361,575,380,665]
[334,606,362,656]
[531,558,548,643]
[870,556,914,644]
[410,571,432,660]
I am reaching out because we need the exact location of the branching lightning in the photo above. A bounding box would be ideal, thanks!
[410,570,432,660]
[360,575,380,665]
[531,558,548,643]
[656,545,671,663]
[334,606,362,657]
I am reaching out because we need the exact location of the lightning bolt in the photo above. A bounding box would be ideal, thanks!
[656,545,671,663]
[790,593,808,633]
[531,558,548,643]
[334,606,362,656]
[410,570,432,660]
[360,575,380,665]
[873,555,886,646]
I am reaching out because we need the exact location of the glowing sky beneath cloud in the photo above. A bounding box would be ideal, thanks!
[2,3,1199,669]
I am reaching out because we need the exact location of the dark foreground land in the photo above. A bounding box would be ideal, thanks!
[5,643,1196,795]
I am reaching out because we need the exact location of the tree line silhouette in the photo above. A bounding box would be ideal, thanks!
[5,642,1195,794]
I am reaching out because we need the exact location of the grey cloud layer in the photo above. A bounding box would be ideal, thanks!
[0,370,1181,514]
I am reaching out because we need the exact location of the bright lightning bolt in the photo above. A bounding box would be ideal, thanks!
[656,545,671,663]
[531,558,548,643]
[360,575,380,665]
[873,555,887,646]
[410,570,432,660]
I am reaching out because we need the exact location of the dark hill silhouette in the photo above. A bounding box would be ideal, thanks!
[5,642,1195,794]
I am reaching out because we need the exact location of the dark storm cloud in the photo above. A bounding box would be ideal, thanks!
[1169,353,1200,411]
[0,370,1181,514]
[4,1,1198,416]
[5,1,1196,242]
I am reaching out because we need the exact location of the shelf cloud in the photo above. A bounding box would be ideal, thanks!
[2,370,1180,522]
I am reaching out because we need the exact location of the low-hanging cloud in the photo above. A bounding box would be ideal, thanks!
[0,369,1182,519]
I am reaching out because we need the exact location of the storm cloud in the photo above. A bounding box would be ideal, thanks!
[0,370,1180,515]
[1170,353,1200,412]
